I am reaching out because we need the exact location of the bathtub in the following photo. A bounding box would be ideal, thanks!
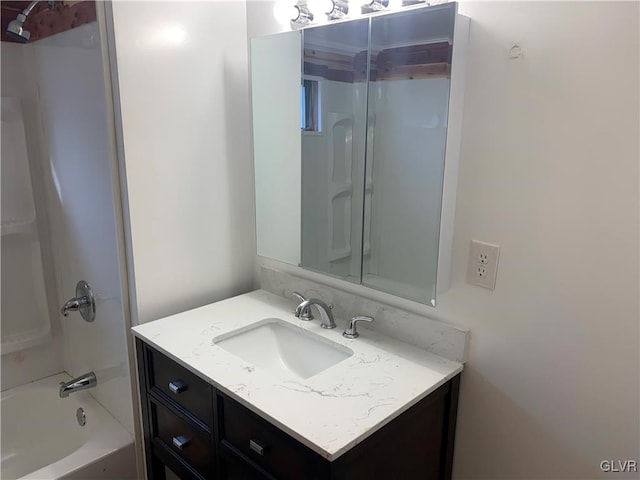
[1,373,136,480]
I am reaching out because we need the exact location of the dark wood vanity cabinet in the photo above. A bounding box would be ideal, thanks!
[136,339,461,480]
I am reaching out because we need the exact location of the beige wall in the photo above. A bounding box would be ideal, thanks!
[248,2,640,478]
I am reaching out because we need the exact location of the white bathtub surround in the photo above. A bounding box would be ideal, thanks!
[0,41,64,391]
[1,373,135,480]
[31,21,135,434]
[1,97,51,353]
[260,266,469,363]
[132,290,462,461]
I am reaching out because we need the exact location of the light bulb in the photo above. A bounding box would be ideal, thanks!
[308,0,334,17]
[273,0,299,27]
[346,0,363,17]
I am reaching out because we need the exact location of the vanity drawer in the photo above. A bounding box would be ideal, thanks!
[217,393,327,480]
[220,445,271,480]
[146,345,213,428]
[152,399,212,478]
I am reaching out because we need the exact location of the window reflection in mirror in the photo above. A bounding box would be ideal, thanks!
[301,79,320,132]
[300,20,369,283]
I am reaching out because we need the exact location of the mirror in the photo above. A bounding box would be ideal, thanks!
[362,6,456,304]
[252,30,302,266]
[300,19,369,284]
[251,3,468,306]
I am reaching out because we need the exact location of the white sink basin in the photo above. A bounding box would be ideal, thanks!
[213,319,353,380]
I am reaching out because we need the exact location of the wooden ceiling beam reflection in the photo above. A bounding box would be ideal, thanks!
[304,41,452,83]
[1,1,96,44]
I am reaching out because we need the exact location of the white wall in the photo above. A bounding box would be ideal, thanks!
[248,1,639,478]
[31,22,134,433]
[444,3,639,477]
[110,1,255,325]
[1,43,64,391]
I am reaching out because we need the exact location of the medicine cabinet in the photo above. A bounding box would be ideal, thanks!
[252,2,469,306]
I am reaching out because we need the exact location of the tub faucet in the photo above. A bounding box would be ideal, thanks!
[293,292,336,329]
[59,371,97,398]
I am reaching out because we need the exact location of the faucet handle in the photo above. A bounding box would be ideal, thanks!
[60,281,95,322]
[343,315,374,339]
[292,292,314,321]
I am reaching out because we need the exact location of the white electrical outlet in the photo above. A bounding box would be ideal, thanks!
[468,240,500,290]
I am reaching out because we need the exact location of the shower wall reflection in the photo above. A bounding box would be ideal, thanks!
[300,20,369,283]
[362,6,455,303]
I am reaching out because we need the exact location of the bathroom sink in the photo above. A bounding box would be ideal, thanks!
[213,319,353,380]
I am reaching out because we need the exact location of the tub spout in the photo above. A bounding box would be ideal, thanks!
[59,372,97,398]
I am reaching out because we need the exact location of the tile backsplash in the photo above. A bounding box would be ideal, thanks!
[260,266,469,363]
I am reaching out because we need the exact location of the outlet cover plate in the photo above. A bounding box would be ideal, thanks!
[468,240,500,290]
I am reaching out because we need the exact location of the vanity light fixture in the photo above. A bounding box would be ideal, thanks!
[274,0,314,27]
[307,0,332,21]
[314,0,349,20]
[360,0,389,13]
[310,0,349,20]
[274,0,445,28]
[273,0,301,27]
[292,2,314,27]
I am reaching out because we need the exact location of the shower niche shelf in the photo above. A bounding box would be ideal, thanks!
[1,96,51,354]
[1,218,37,236]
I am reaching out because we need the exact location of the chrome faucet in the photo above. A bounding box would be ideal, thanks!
[59,371,97,398]
[60,281,96,322]
[343,315,374,339]
[60,297,87,316]
[293,292,336,329]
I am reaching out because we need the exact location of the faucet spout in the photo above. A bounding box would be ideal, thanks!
[294,298,336,329]
[59,371,97,398]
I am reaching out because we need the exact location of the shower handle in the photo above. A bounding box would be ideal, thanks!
[61,281,96,322]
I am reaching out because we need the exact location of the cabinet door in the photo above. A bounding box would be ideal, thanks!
[217,393,329,480]
[362,4,457,306]
[219,445,271,480]
[300,19,369,283]
[252,30,302,266]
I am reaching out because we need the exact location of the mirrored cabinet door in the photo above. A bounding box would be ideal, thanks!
[300,20,369,284]
[252,31,302,266]
[362,5,456,305]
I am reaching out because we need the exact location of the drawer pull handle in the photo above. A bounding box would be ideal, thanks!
[249,439,265,456]
[168,380,187,394]
[172,435,190,450]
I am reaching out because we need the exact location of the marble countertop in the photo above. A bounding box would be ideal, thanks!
[131,290,463,461]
